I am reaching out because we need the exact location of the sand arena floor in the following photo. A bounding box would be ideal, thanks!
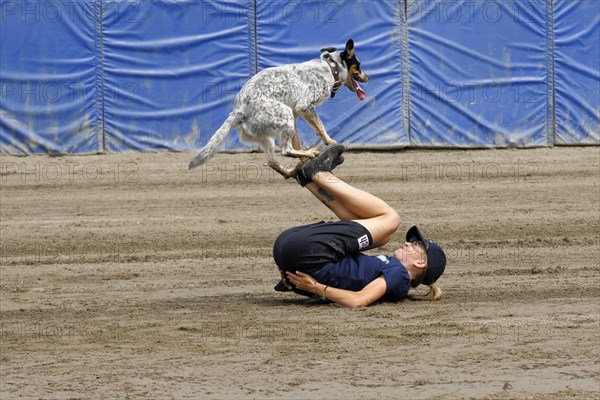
[1,147,598,399]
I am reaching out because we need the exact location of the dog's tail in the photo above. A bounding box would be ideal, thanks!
[188,113,240,170]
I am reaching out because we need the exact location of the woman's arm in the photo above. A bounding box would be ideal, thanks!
[285,271,387,309]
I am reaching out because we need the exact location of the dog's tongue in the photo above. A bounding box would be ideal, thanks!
[353,78,366,101]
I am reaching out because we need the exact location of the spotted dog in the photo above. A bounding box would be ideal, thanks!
[188,39,369,178]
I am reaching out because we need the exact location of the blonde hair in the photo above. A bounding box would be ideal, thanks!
[408,284,443,301]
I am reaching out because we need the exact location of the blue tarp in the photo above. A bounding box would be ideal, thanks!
[0,0,100,154]
[407,0,553,147]
[1,0,598,155]
[102,0,252,152]
[553,0,600,145]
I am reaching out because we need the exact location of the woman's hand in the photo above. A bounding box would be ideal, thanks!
[286,271,317,293]
[286,272,388,308]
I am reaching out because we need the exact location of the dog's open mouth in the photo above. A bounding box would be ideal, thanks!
[352,78,366,101]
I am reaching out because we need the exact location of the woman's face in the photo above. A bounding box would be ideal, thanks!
[393,240,427,266]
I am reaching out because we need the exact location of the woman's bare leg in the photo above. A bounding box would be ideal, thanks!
[305,172,400,247]
[304,180,360,220]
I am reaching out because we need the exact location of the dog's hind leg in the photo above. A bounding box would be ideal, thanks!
[291,117,319,159]
[290,122,317,157]
[271,107,320,160]
[260,136,298,178]
[239,126,293,178]
[279,118,320,160]
[289,130,310,176]
[265,130,319,178]
[291,119,302,151]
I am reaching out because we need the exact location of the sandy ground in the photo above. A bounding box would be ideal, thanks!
[0,147,599,399]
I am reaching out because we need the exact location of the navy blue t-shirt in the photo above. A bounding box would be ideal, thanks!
[310,253,411,301]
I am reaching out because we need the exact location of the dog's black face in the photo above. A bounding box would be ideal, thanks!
[320,39,369,100]
[341,39,368,100]
[340,39,369,84]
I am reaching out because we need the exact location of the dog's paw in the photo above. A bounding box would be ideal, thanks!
[307,148,320,157]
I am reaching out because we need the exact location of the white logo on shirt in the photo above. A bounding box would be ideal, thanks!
[376,255,390,264]
[357,234,370,250]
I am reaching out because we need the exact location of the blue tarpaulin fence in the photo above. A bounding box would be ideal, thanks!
[1,0,598,155]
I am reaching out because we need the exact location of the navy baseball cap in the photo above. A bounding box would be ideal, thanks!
[406,225,446,286]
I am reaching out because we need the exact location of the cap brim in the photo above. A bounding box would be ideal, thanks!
[406,225,428,250]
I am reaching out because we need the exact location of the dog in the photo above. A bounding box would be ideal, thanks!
[188,39,369,177]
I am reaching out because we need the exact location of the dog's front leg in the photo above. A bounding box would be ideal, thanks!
[280,141,320,159]
[291,130,302,151]
[291,129,321,158]
[300,108,336,145]
[279,130,320,173]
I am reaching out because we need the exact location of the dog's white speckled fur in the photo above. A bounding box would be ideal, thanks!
[189,39,369,177]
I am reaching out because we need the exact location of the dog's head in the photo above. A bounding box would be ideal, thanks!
[321,39,369,100]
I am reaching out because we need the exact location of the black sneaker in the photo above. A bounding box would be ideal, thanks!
[332,154,345,169]
[291,166,312,187]
[274,280,291,292]
[301,144,346,181]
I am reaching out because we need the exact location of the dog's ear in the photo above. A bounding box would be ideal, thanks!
[341,39,355,59]
[320,47,337,53]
